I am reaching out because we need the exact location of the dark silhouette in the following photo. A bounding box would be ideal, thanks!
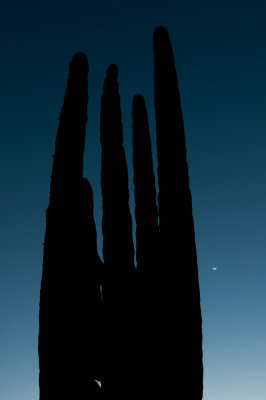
[132,94,160,397]
[38,53,103,400]
[153,26,203,399]
[100,64,138,399]
[39,27,203,400]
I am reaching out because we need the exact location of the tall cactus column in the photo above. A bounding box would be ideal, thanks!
[153,27,203,399]
[132,94,160,396]
[39,53,102,400]
[100,65,137,399]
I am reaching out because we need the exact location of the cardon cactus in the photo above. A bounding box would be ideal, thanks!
[39,27,203,400]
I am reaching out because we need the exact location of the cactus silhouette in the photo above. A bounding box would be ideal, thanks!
[132,94,160,397]
[38,53,103,400]
[100,64,138,398]
[39,27,203,400]
[153,26,203,399]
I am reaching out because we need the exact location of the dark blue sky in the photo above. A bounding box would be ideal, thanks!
[1,1,266,399]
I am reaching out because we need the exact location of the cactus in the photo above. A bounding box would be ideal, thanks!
[39,27,203,400]
[100,64,138,399]
[39,53,103,400]
[132,94,160,396]
[153,26,203,399]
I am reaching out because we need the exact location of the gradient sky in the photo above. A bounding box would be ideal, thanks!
[1,1,266,399]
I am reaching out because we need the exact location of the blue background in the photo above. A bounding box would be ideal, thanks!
[0,1,266,399]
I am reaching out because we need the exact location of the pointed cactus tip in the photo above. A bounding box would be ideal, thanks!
[133,93,144,102]
[106,64,119,80]
[153,26,170,43]
[132,94,145,110]
[71,52,89,73]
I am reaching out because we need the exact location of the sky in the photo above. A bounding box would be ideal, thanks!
[0,1,266,399]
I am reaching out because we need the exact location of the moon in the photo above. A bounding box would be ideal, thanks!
[212,267,218,271]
